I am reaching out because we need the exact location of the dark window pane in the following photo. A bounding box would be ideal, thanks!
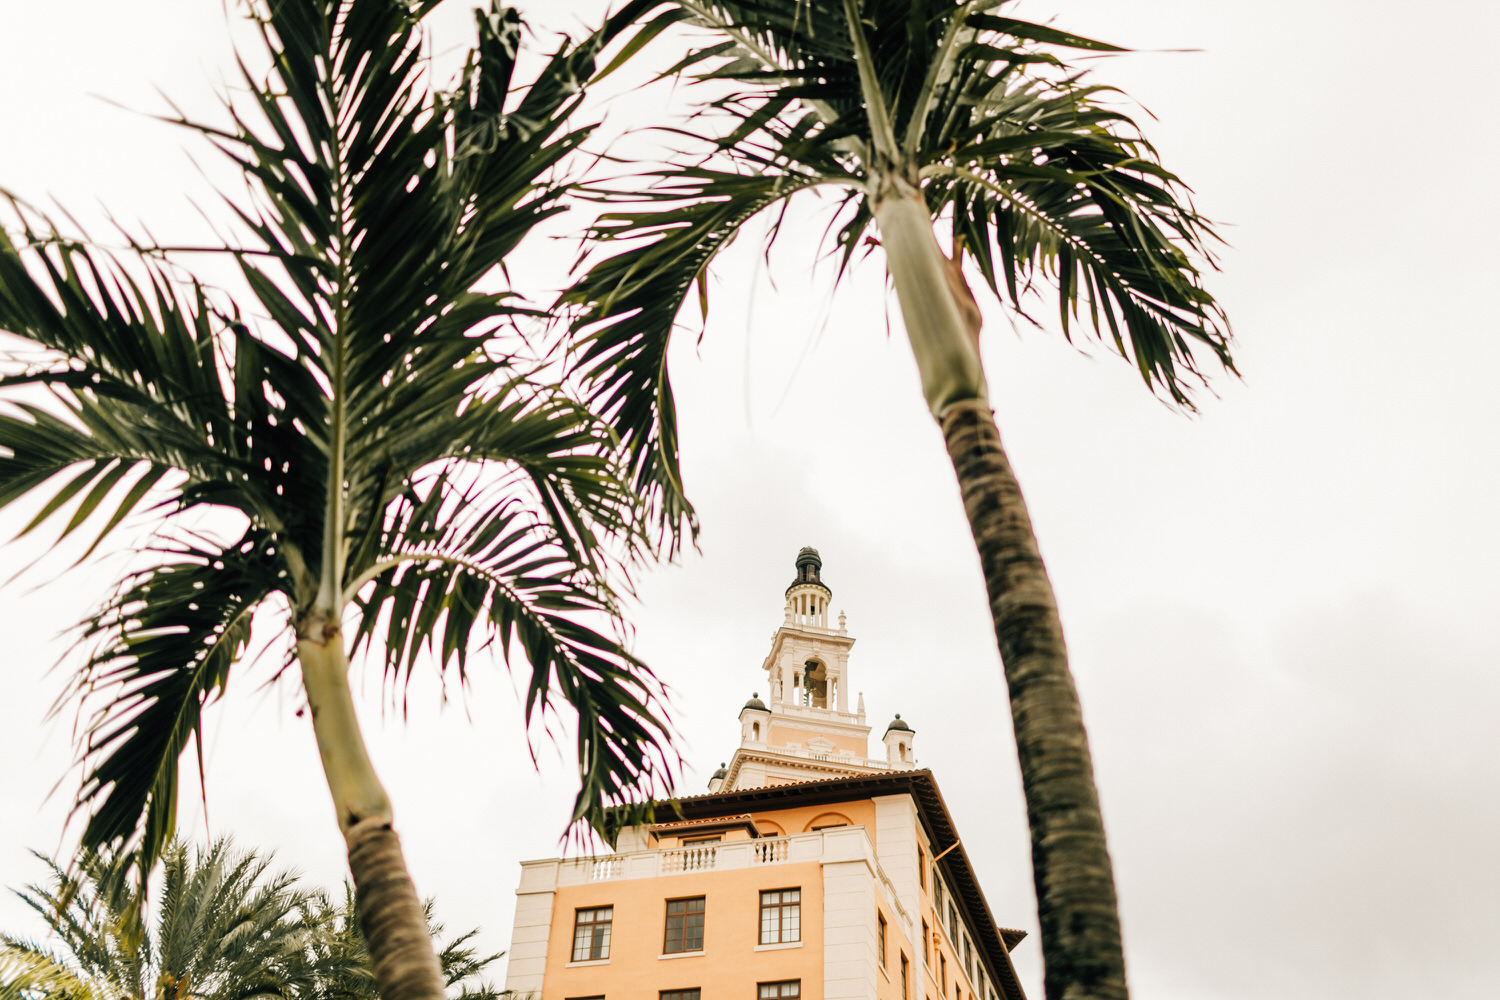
[664,897,706,953]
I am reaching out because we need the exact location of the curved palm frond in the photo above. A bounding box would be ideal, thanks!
[152,842,310,1000]
[66,535,279,877]
[0,209,287,557]
[346,466,675,832]
[0,942,115,1000]
[563,166,836,545]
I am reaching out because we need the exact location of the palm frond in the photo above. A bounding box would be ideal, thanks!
[65,538,279,882]
[924,64,1232,398]
[0,207,285,556]
[563,166,832,546]
[347,472,677,828]
[0,941,115,1000]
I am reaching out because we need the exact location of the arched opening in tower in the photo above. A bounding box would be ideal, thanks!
[803,659,829,708]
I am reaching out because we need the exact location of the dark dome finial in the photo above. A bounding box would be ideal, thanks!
[787,546,829,594]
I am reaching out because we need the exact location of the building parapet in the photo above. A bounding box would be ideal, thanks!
[517,827,911,930]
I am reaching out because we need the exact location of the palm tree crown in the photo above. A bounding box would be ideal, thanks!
[567,0,1233,527]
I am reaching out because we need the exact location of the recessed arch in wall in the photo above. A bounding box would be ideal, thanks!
[804,811,854,832]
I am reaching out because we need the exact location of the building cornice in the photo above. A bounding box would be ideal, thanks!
[723,748,891,789]
[760,624,857,671]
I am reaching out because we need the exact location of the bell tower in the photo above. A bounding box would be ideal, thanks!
[772,546,848,711]
[717,548,916,791]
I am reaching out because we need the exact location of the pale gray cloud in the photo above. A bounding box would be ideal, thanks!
[3,2,1498,999]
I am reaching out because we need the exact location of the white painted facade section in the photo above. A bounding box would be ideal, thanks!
[821,829,880,1000]
[504,860,559,995]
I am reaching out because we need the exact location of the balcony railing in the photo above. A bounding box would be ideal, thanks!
[551,832,837,888]
[661,844,718,873]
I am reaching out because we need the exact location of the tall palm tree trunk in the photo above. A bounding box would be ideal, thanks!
[297,625,446,1000]
[875,180,1128,1000]
[940,401,1126,1000]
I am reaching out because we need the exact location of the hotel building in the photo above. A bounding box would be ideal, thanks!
[503,548,1028,1000]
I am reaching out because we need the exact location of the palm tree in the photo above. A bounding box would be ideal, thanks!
[1,840,312,1000]
[0,840,507,1000]
[0,4,672,1000]
[563,2,1235,997]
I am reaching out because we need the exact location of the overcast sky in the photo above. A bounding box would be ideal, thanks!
[2,2,1498,999]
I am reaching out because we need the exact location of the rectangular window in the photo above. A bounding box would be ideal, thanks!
[922,920,930,966]
[759,888,801,944]
[878,912,888,967]
[918,847,927,890]
[940,954,947,992]
[682,835,721,845]
[571,907,613,962]
[664,897,706,953]
[948,902,959,942]
[660,992,700,1000]
[758,982,800,1000]
[963,938,973,980]
[901,954,910,1000]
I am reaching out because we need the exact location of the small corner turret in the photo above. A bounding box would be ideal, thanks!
[883,713,917,768]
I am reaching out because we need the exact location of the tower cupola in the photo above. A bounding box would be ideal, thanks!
[784,546,833,629]
[790,546,826,588]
